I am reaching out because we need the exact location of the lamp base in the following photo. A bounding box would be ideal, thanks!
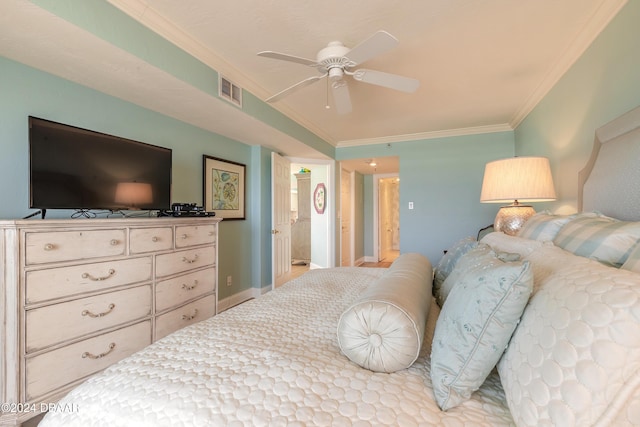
[494,204,535,236]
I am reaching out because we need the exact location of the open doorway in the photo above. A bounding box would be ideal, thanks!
[290,163,311,279]
[376,175,400,263]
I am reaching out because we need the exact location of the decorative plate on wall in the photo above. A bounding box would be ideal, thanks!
[314,183,326,214]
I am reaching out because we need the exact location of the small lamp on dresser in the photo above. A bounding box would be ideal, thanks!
[480,156,556,236]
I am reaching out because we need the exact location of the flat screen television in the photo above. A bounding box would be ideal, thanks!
[29,116,172,212]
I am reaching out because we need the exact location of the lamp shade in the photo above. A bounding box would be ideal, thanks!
[115,182,153,207]
[480,157,556,203]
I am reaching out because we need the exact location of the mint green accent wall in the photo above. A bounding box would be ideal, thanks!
[0,56,254,300]
[514,1,640,213]
[337,132,514,264]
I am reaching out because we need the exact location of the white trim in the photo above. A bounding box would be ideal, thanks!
[354,256,365,266]
[217,286,268,312]
[509,0,628,128]
[336,124,513,148]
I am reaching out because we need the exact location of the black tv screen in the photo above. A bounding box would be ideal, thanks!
[29,116,172,211]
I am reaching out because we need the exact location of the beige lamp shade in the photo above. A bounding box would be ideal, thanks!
[115,182,153,208]
[480,157,556,235]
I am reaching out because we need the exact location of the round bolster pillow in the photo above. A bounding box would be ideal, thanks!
[337,253,433,373]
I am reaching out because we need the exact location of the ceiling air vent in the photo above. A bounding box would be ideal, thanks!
[219,75,242,107]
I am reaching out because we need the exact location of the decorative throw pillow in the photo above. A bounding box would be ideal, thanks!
[517,211,575,241]
[433,236,477,298]
[622,242,640,272]
[435,243,495,307]
[430,257,533,411]
[337,253,433,373]
[553,213,640,267]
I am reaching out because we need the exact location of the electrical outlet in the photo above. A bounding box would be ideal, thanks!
[408,201,414,210]
[226,276,232,287]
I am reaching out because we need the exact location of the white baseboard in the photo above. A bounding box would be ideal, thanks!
[217,286,271,312]
[364,256,378,263]
[354,256,365,266]
[309,262,323,270]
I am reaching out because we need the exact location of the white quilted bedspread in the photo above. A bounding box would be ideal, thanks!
[40,267,514,426]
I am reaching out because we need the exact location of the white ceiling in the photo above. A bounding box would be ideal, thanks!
[0,0,627,174]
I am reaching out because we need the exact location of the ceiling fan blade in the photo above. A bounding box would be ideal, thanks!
[331,80,352,115]
[351,69,420,93]
[257,51,318,67]
[265,74,326,103]
[344,30,398,66]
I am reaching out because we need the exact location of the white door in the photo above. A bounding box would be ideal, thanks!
[341,168,352,266]
[271,152,291,288]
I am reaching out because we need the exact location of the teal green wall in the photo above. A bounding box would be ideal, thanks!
[0,56,255,300]
[337,132,514,264]
[515,1,640,212]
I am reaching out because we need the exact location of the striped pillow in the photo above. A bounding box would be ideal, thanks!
[517,211,575,241]
[553,213,640,267]
[622,243,640,272]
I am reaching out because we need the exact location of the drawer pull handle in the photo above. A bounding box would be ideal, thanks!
[82,303,116,318]
[82,269,116,281]
[152,236,159,242]
[82,342,116,359]
[182,309,198,321]
[182,280,198,291]
[44,243,55,251]
[110,239,119,246]
[182,254,199,264]
[181,234,188,240]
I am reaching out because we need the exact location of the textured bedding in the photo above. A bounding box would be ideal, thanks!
[40,267,514,426]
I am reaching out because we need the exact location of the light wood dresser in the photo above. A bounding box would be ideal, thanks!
[0,217,221,426]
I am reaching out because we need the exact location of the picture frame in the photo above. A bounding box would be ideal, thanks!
[203,155,246,220]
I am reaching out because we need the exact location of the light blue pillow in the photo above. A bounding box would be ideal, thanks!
[517,211,575,241]
[430,257,533,411]
[433,236,477,300]
[553,213,640,267]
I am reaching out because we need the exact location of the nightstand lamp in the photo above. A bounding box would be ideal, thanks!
[480,157,556,236]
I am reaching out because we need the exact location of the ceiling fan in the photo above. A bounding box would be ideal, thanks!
[257,30,419,114]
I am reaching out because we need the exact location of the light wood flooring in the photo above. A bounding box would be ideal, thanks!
[290,252,398,280]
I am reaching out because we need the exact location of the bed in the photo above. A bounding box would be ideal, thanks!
[40,105,640,426]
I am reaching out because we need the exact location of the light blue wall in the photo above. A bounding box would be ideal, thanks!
[337,131,514,265]
[0,56,255,300]
[515,1,640,213]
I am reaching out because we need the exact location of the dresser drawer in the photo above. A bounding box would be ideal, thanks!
[129,227,173,254]
[155,246,216,278]
[175,224,216,248]
[25,257,152,304]
[25,320,151,401]
[155,294,216,340]
[26,285,152,353]
[156,267,216,313]
[25,229,126,265]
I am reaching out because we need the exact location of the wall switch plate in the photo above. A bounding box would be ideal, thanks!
[226,276,232,286]
[408,202,414,210]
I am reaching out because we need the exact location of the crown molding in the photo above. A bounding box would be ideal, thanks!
[336,123,513,148]
[510,0,628,128]
[107,0,335,144]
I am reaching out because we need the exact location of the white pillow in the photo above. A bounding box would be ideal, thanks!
[430,256,533,411]
[481,231,544,258]
[499,245,640,426]
[337,253,432,373]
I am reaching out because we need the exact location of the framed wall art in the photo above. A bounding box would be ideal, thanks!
[203,155,246,220]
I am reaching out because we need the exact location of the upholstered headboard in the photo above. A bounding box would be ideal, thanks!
[578,105,640,221]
